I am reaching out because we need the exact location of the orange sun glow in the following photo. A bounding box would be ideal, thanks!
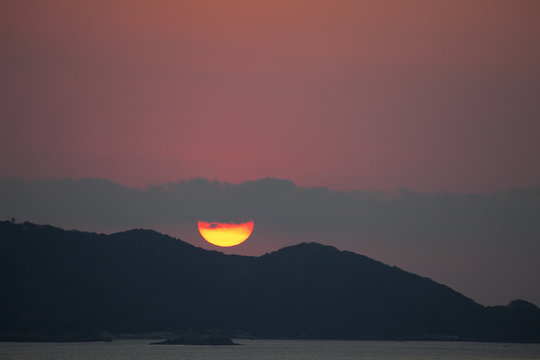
[197,220,254,247]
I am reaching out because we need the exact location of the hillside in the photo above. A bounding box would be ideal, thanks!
[1,221,539,342]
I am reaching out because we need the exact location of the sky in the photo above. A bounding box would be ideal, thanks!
[2,0,540,192]
[1,1,540,306]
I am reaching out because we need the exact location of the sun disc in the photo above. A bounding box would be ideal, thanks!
[197,220,254,247]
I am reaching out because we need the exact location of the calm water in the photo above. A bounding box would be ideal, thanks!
[1,339,540,360]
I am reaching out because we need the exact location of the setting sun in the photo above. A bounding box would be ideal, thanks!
[197,220,254,247]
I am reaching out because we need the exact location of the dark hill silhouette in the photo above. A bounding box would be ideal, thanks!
[1,221,539,342]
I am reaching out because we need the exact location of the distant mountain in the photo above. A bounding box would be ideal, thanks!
[1,221,539,342]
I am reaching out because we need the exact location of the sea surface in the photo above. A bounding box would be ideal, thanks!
[1,339,540,360]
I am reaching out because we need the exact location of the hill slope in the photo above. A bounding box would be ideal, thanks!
[1,221,539,342]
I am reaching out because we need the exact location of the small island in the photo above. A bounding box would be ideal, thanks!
[151,333,238,346]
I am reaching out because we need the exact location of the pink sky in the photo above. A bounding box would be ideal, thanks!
[1,0,540,192]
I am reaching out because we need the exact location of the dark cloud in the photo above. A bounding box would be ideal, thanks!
[1,177,539,306]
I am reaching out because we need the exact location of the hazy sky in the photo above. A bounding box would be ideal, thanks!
[2,0,540,192]
[1,1,540,306]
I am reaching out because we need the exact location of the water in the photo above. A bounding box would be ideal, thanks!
[1,339,539,360]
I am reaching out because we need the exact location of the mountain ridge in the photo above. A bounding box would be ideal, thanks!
[1,220,539,342]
